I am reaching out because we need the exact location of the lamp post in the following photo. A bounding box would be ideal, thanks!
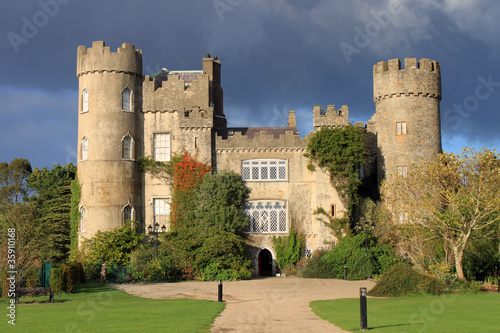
[148,222,167,257]
[360,221,374,256]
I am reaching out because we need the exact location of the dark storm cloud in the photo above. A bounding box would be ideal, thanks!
[1,0,500,168]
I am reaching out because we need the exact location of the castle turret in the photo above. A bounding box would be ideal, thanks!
[372,58,442,182]
[76,41,143,242]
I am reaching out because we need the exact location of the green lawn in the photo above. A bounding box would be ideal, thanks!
[311,293,500,332]
[0,283,225,333]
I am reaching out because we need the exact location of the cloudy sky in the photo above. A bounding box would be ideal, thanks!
[1,0,499,169]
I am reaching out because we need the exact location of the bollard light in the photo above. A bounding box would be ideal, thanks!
[360,287,367,331]
[344,265,347,280]
[218,280,223,302]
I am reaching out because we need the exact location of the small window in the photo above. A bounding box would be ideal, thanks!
[122,88,132,111]
[331,205,336,217]
[242,159,288,181]
[81,137,88,161]
[80,206,87,232]
[397,165,408,178]
[123,205,133,223]
[396,122,407,135]
[153,198,170,229]
[122,135,133,159]
[82,89,89,112]
[154,133,170,161]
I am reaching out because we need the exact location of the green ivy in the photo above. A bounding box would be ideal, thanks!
[305,125,366,221]
[272,227,305,272]
[69,178,81,259]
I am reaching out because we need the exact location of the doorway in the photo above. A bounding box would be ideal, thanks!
[258,249,273,276]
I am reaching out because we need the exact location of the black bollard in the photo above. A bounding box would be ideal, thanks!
[360,287,367,331]
[343,266,347,280]
[218,280,223,302]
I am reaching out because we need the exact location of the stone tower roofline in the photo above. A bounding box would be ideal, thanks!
[312,104,349,129]
[77,41,142,77]
[373,58,441,102]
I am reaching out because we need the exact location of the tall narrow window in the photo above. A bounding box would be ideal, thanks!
[80,206,87,232]
[397,165,408,177]
[123,205,133,223]
[154,133,170,161]
[122,135,132,159]
[82,89,88,112]
[153,198,170,228]
[122,88,131,111]
[81,137,88,161]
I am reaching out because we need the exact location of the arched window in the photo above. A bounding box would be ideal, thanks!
[82,89,88,112]
[243,200,288,233]
[122,88,132,111]
[79,206,87,232]
[122,135,132,159]
[81,137,88,161]
[123,204,133,223]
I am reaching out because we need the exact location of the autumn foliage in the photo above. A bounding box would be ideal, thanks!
[171,152,211,229]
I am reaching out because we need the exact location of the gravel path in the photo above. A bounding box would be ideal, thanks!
[114,277,376,333]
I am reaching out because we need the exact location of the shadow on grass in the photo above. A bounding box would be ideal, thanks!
[368,323,425,330]
[72,283,113,294]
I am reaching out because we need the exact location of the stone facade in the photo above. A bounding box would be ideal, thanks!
[76,41,442,276]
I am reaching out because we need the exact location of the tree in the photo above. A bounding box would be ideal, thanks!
[0,158,32,206]
[384,148,500,281]
[82,222,144,266]
[27,164,76,260]
[305,125,366,221]
[194,171,250,235]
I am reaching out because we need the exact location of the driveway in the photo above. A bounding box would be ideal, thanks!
[114,277,376,333]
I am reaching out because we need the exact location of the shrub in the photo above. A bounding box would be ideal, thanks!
[368,262,445,297]
[301,250,337,279]
[50,268,63,293]
[130,246,156,281]
[25,268,40,288]
[273,227,305,274]
[83,263,101,283]
[144,255,179,282]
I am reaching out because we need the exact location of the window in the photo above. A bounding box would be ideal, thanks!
[81,137,88,161]
[242,159,287,181]
[396,121,407,135]
[153,198,170,228]
[397,165,408,177]
[398,212,409,223]
[122,88,131,111]
[123,205,133,223]
[154,133,170,161]
[244,201,287,233]
[331,205,336,218]
[82,89,88,112]
[122,135,132,159]
[80,206,87,232]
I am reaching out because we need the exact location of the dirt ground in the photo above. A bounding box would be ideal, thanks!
[114,277,376,333]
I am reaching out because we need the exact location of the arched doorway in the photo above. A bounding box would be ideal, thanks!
[258,249,273,276]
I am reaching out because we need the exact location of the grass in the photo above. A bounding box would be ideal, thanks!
[0,283,225,332]
[311,293,500,332]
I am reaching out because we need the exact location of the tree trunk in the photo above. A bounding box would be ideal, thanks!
[453,245,466,281]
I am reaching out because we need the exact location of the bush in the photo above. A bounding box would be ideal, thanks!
[25,268,40,288]
[50,268,63,293]
[301,250,337,279]
[145,256,179,282]
[273,228,305,274]
[369,262,445,297]
[83,263,101,283]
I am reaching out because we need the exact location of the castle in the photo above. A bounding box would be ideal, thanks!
[76,41,442,276]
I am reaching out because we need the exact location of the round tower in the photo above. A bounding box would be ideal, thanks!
[372,58,442,182]
[76,41,143,243]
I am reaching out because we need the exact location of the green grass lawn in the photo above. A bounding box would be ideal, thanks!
[311,293,500,332]
[0,283,225,333]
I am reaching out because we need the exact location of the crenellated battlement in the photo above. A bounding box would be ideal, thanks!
[312,105,349,130]
[215,129,308,152]
[77,41,142,77]
[178,106,214,128]
[373,58,441,102]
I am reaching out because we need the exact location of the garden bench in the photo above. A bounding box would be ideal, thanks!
[15,287,54,303]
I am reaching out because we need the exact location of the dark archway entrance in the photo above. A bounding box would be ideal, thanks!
[258,249,273,276]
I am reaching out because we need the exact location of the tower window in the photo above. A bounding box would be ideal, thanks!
[154,133,171,162]
[80,206,87,232]
[396,122,407,135]
[81,137,88,161]
[123,204,133,223]
[397,165,408,177]
[331,205,336,217]
[82,89,88,112]
[122,135,133,159]
[122,88,132,111]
